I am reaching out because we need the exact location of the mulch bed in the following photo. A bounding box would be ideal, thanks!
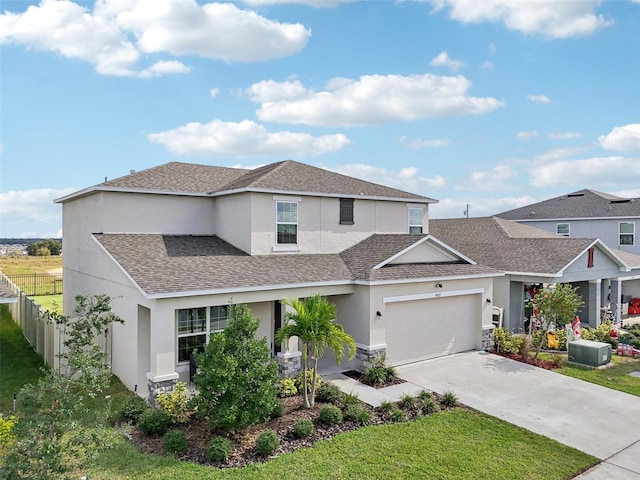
[491,351,561,370]
[341,370,407,388]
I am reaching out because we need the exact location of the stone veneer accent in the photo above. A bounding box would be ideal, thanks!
[355,343,387,372]
[147,375,178,407]
[482,325,495,351]
[277,350,302,377]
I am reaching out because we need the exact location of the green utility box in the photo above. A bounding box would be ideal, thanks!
[568,339,612,367]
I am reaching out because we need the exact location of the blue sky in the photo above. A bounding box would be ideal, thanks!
[1,0,639,238]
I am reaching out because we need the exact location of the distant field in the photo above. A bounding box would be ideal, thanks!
[0,255,62,275]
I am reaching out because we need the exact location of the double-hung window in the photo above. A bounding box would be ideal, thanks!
[620,222,635,246]
[277,201,298,244]
[177,305,230,363]
[408,207,424,234]
[556,223,570,236]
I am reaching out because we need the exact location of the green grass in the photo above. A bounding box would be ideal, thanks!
[85,409,596,480]
[0,255,62,275]
[0,305,45,412]
[30,294,63,314]
[541,352,640,397]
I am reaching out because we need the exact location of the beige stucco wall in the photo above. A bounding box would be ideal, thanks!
[212,193,252,253]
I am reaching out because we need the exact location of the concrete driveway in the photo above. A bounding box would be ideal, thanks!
[397,351,640,479]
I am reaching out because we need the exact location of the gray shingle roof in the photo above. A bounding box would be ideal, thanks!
[73,160,435,203]
[429,217,599,275]
[497,189,640,220]
[94,233,496,296]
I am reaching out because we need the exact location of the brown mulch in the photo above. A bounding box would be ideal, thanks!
[129,395,394,468]
[341,370,406,388]
[492,351,561,370]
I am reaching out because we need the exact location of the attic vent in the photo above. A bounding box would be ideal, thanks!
[610,199,631,204]
[567,193,584,198]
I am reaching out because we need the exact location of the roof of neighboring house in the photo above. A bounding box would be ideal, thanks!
[497,189,640,221]
[429,216,622,276]
[94,233,497,297]
[614,249,640,269]
[57,160,435,203]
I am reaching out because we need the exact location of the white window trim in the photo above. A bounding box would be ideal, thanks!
[556,223,570,236]
[276,200,299,246]
[619,221,635,246]
[408,207,424,234]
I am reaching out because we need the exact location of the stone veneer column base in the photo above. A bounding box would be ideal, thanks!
[355,343,387,373]
[146,372,179,407]
[277,351,302,377]
[482,325,495,352]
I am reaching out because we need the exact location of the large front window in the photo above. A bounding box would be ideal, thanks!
[177,305,230,362]
[277,201,298,244]
[620,222,635,246]
[408,207,424,234]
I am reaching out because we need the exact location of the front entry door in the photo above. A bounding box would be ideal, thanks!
[273,300,282,355]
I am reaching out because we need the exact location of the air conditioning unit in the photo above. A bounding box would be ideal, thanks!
[568,340,612,367]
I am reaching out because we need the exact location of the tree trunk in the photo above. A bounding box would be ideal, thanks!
[301,343,310,409]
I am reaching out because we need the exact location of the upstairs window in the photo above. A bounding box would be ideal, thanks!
[340,198,354,225]
[276,201,298,244]
[556,223,570,236]
[408,207,424,234]
[620,222,635,246]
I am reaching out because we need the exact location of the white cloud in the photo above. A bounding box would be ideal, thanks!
[529,156,640,188]
[250,74,504,127]
[480,60,493,70]
[148,119,350,158]
[399,137,450,149]
[517,130,539,140]
[210,88,220,99]
[430,195,537,219]
[430,51,464,71]
[328,164,446,194]
[527,93,554,104]
[0,188,75,238]
[548,132,582,140]
[533,146,588,162]
[598,124,640,153]
[242,0,352,6]
[467,164,517,190]
[0,0,311,77]
[429,0,612,39]
[489,43,496,55]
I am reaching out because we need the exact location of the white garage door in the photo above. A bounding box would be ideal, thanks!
[385,294,480,365]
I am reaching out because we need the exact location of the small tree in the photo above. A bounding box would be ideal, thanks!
[1,294,124,479]
[193,304,280,432]
[276,294,356,408]
[532,283,583,359]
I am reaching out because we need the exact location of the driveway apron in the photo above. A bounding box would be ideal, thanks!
[397,351,640,479]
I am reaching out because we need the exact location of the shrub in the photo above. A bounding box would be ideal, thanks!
[441,391,458,409]
[363,355,397,386]
[356,408,372,426]
[399,394,417,410]
[271,401,285,419]
[417,390,432,402]
[0,414,16,450]
[138,408,171,436]
[420,396,439,415]
[390,408,405,422]
[379,400,395,413]
[163,429,188,455]
[206,436,232,463]
[582,320,614,343]
[293,418,314,439]
[343,403,363,421]
[493,328,524,354]
[255,430,280,456]
[277,377,297,398]
[295,368,322,394]
[342,392,360,406]
[315,382,342,404]
[533,328,567,351]
[156,382,191,424]
[119,395,149,424]
[318,405,343,425]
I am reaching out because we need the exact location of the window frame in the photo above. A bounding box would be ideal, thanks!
[339,198,354,225]
[408,207,424,234]
[619,222,635,246]
[556,223,570,237]
[276,200,298,245]
[176,305,230,363]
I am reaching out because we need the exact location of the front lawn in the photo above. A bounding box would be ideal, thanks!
[86,408,596,480]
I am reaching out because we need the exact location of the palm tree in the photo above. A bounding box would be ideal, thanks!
[275,294,356,408]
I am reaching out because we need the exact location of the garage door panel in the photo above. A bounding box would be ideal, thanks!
[385,295,479,365]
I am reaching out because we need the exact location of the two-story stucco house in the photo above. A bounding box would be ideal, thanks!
[497,189,640,257]
[55,161,501,400]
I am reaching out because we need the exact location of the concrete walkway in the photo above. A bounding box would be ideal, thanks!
[395,351,640,479]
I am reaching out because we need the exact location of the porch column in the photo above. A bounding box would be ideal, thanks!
[611,278,622,323]
[588,279,602,327]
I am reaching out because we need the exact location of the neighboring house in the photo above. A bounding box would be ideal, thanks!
[430,217,640,333]
[55,161,500,401]
[497,189,640,257]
